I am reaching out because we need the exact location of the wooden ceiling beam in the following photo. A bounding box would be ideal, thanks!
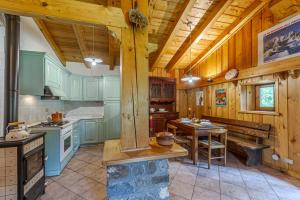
[34,18,66,66]
[108,34,117,70]
[72,24,91,68]
[149,0,197,71]
[0,0,126,28]
[184,0,269,74]
[165,0,233,72]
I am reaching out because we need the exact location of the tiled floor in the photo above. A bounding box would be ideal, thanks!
[39,145,300,200]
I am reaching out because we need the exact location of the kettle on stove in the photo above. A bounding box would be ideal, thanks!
[5,122,30,141]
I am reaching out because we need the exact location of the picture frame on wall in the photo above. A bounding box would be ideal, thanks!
[196,91,204,106]
[215,88,226,107]
[258,14,300,65]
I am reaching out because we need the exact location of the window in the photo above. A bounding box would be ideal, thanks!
[255,84,275,111]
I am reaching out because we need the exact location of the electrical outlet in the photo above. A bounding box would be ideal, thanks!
[282,158,294,165]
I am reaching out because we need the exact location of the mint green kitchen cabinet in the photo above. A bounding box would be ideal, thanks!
[72,121,81,152]
[83,77,99,101]
[70,75,82,100]
[98,120,105,143]
[103,76,120,101]
[80,119,99,144]
[45,58,62,89]
[61,71,71,100]
[104,101,120,140]
[98,77,103,101]
[20,50,66,96]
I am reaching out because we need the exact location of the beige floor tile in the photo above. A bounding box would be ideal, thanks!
[195,175,220,193]
[220,171,245,187]
[170,179,194,200]
[56,171,84,188]
[174,170,197,185]
[248,189,279,200]
[192,186,220,200]
[67,177,99,195]
[80,183,107,200]
[67,158,89,171]
[170,193,189,200]
[220,182,250,200]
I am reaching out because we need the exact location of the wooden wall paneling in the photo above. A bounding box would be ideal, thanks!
[288,76,300,175]
[236,82,244,120]
[211,85,217,117]
[243,21,252,69]
[228,36,236,69]
[228,82,236,119]
[251,11,262,67]
[222,41,229,72]
[216,48,222,75]
[222,83,229,118]
[235,29,244,70]
[207,86,212,116]
[275,76,289,170]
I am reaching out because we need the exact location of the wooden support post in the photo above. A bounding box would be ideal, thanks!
[120,0,149,151]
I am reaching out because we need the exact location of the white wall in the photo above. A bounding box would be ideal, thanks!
[66,62,120,76]
[20,17,60,63]
[0,26,5,136]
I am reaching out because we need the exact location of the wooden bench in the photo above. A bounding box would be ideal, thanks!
[202,115,271,166]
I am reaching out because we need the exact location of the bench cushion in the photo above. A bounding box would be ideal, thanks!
[227,135,269,150]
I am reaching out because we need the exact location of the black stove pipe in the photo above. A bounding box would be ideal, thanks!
[3,14,20,135]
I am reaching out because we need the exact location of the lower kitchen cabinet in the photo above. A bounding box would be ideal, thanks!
[104,101,120,140]
[98,120,104,143]
[72,121,81,152]
[80,120,98,144]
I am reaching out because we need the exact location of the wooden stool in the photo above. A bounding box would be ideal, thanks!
[199,128,227,169]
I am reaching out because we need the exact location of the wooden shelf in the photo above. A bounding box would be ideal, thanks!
[102,137,188,166]
[239,110,280,116]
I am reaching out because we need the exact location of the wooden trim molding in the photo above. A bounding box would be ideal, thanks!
[239,110,280,116]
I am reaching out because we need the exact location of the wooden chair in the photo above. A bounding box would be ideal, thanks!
[167,123,192,157]
[199,128,227,169]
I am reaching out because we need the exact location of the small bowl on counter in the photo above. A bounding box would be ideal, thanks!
[156,131,174,146]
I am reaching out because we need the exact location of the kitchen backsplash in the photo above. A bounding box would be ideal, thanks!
[66,106,104,118]
[19,95,64,124]
[18,96,104,124]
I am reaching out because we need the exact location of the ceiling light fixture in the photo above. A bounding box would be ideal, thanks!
[84,25,103,66]
[181,20,201,83]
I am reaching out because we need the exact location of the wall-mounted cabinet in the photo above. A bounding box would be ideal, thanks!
[20,50,66,96]
[103,76,120,101]
[70,75,82,101]
[83,77,103,101]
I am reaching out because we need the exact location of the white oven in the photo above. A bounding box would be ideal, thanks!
[60,125,73,161]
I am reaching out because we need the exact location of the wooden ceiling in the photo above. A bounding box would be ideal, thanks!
[32,0,269,71]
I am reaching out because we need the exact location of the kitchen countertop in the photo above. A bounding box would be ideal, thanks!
[0,132,46,147]
[29,115,104,131]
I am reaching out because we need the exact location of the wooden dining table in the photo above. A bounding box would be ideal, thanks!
[168,119,225,165]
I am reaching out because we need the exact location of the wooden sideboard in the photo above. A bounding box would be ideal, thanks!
[149,77,178,136]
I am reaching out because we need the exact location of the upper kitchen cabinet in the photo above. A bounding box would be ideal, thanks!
[83,77,103,101]
[70,75,82,101]
[20,50,66,97]
[61,71,71,100]
[103,76,120,101]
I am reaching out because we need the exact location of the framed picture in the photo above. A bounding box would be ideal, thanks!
[216,88,226,106]
[258,14,300,65]
[196,91,204,106]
